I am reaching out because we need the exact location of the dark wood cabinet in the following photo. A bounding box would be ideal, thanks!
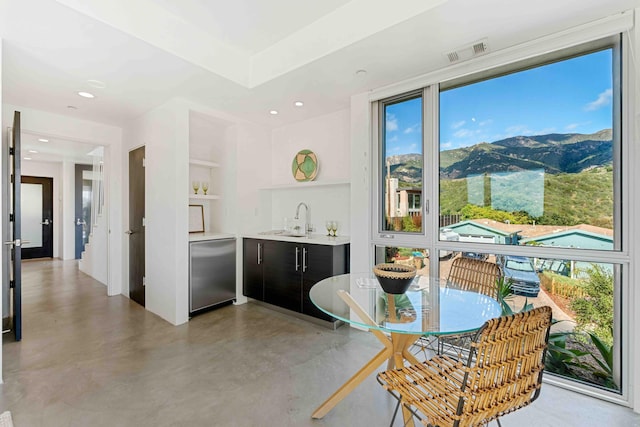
[242,238,349,322]
[242,239,264,300]
[264,240,301,312]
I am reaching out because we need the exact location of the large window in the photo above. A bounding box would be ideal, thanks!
[374,36,625,398]
[439,48,617,251]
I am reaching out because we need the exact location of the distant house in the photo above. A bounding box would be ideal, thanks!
[521,229,613,250]
[446,220,521,245]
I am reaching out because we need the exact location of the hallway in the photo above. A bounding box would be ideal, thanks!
[0,259,639,426]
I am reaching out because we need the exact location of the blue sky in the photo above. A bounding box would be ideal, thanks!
[385,49,613,155]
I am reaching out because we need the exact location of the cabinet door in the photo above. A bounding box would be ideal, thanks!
[302,244,348,321]
[243,239,264,300]
[264,241,302,312]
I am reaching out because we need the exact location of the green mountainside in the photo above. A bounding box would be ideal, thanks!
[386,130,614,226]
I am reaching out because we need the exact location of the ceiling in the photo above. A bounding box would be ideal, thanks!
[1,0,638,138]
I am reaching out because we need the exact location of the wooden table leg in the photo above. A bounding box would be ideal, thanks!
[312,290,422,423]
[311,346,392,419]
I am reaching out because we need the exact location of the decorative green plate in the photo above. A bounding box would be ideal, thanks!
[292,149,318,182]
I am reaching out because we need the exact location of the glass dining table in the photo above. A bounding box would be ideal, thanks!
[309,272,502,420]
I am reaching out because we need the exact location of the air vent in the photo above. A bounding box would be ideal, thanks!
[444,38,490,64]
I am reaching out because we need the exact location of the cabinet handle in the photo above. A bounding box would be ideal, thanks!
[302,247,307,272]
[295,247,300,272]
[257,243,262,265]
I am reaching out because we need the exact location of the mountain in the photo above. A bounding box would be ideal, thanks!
[387,130,613,182]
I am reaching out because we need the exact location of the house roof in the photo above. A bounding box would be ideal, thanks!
[469,219,613,240]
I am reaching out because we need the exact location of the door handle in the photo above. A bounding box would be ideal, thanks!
[302,247,307,272]
[257,243,262,265]
[76,218,86,226]
[4,239,28,247]
[125,230,135,235]
[41,219,51,225]
[295,247,300,272]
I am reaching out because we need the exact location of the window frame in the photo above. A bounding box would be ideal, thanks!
[370,32,631,405]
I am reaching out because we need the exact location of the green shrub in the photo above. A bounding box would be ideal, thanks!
[569,264,614,346]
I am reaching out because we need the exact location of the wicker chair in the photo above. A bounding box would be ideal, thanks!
[446,256,501,298]
[378,306,553,427]
[412,257,502,359]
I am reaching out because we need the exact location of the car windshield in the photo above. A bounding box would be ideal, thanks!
[505,259,534,272]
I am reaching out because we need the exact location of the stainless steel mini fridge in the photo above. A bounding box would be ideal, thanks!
[189,238,236,315]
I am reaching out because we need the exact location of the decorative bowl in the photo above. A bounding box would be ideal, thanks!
[373,263,417,294]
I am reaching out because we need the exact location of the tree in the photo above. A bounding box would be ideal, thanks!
[570,264,614,346]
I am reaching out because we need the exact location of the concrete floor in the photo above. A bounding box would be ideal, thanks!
[0,259,639,427]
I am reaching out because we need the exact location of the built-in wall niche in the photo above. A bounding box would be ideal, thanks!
[188,110,235,234]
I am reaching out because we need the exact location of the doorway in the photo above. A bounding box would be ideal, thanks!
[128,146,145,307]
[74,164,93,259]
[21,176,53,259]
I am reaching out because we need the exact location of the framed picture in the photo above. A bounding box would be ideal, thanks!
[189,204,205,233]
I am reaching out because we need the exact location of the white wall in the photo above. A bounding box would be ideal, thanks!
[268,109,351,235]
[20,161,62,258]
[1,104,124,296]
[62,161,75,260]
[123,99,189,325]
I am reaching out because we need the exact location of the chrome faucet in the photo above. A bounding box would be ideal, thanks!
[294,202,312,235]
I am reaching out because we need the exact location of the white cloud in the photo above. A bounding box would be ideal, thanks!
[452,120,466,129]
[478,119,493,127]
[404,123,421,134]
[386,114,399,132]
[388,135,398,143]
[409,143,418,150]
[454,129,472,138]
[585,88,612,111]
[565,123,580,131]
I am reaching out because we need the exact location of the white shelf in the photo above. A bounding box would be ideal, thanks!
[260,180,350,190]
[189,158,220,168]
[189,194,221,200]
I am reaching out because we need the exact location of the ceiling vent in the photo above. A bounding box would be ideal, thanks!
[445,38,489,64]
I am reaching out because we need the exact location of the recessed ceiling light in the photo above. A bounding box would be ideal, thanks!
[294,101,304,107]
[269,110,278,115]
[38,138,49,142]
[23,157,32,161]
[87,79,107,89]
[355,69,367,76]
[28,150,38,154]
[78,91,95,99]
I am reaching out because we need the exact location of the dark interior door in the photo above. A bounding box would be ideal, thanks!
[8,111,22,341]
[21,176,53,259]
[74,164,92,259]
[128,146,145,307]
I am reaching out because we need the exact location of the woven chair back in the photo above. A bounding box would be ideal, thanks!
[459,306,553,426]
[446,257,501,299]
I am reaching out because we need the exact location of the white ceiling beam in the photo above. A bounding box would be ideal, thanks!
[249,0,449,87]
[54,0,251,87]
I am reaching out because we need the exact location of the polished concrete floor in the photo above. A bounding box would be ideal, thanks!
[1,259,639,426]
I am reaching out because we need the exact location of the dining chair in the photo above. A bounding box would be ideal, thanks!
[414,256,502,359]
[445,256,502,299]
[378,306,552,427]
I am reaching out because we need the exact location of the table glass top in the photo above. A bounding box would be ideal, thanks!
[309,273,502,336]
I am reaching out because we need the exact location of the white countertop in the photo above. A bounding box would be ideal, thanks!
[243,232,350,246]
[189,232,236,242]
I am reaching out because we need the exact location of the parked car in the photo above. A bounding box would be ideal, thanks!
[497,255,541,297]
[461,252,489,261]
